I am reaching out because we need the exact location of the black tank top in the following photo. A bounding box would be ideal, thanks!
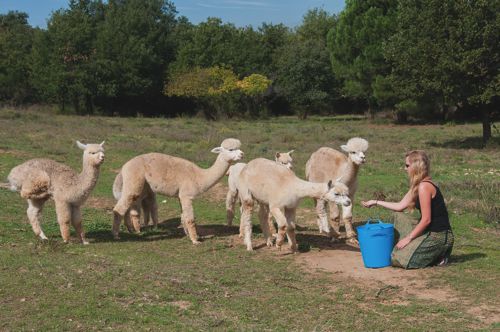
[415,181,451,232]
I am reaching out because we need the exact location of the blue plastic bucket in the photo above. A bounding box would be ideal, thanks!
[357,219,394,268]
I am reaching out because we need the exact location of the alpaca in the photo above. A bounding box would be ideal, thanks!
[225,150,294,236]
[112,138,243,243]
[305,137,368,245]
[7,141,105,244]
[112,170,157,233]
[238,158,351,252]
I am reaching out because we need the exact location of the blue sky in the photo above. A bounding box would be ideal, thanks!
[1,0,345,29]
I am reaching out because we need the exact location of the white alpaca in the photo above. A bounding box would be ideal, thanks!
[305,137,368,245]
[7,141,105,244]
[112,171,157,233]
[238,158,351,252]
[112,138,243,243]
[225,150,294,236]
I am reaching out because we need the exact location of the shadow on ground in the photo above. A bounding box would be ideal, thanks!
[428,136,500,149]
[86,218,241,243]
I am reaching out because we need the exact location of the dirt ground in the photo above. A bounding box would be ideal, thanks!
[296,242,500,326]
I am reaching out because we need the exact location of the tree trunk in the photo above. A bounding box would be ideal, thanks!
[482,108,491,144]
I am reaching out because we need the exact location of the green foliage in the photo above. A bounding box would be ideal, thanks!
[165,67,271,119]
[327,0,397,113]
[385,0,499,139]
[0,11,34,103]
[237,74,271,96]
[274,9,339,119]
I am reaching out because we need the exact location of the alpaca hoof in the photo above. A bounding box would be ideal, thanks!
[266,239,274,247]
[82,240,90,245]
[113,234,120,240]
[246,246,254,251]
[238,233,243,238]
[192,240,202,245]
[39,234,48,241]
[346,237,359,246]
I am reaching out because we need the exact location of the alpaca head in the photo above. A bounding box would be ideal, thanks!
[275,150,294,169]
[341,137,368,165]
[322,179,351,206]
[77,141,105,166]
[211,138,243,164]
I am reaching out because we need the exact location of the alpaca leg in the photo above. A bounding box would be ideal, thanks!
[315,198,330,235]
[149,194,159,228]
[284,208,298,252]
[342,204,358,245]
[240,198,254,251]
[226,189,238,226]
[27,199,48,240]
[180,196,200,245]
[328,201,342,241]
[142,198,150,226]
[270,207,287,250]
[55,200,72,243]
[129,206,141,233]
[267,211,277,238]
[113,178,144,240]
[258,203,273,247]
[71,206,88,245]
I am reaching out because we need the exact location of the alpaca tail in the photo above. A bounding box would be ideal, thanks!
[112,171,123,200]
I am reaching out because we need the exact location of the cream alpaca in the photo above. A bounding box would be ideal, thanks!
[8,141,105,244]
[238,158,351,252]
[112,138,243,243]
[225,150,294,236]
[112,171,157,233]
[306,137,368,244]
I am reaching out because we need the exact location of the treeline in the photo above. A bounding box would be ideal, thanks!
[0,0,498,140]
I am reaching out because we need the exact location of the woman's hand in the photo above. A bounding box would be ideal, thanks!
[361,200,377,208]
[395,236,412,249]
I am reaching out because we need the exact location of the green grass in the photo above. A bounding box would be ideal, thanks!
[0,108,499,330]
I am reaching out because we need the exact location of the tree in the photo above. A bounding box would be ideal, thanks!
[327,0,397,116]
[94,0,177,115]
[274,9,339,119]
[0,11,34,103]
[165,66,270,119]
[386,0,499,142]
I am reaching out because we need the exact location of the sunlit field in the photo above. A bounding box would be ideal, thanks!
[0,108,498,330]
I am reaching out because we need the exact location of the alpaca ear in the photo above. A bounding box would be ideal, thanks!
[100,141,105,147]
[211,147,223,154]
[76,141,87,150]
[327,180,333,189]
[275,152,280,158]
[288,150,294,155]
[341,145,349,152]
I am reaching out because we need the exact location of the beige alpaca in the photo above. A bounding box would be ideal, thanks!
[112,138,243,243]
[225,150,294,236]
[112,171,157,233]
[238,158,351,252]
[306,137,368,245]
[7,141,105,244]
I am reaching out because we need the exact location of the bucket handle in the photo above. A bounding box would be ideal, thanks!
[364,218,385,229]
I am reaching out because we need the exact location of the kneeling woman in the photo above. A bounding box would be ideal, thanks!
[362,150,454,269]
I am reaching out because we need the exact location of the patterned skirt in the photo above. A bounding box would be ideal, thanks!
[390,212,454,269]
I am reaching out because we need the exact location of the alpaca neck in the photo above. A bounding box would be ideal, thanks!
[343,161,359,186]
[294,178,327,200]
[77,160,100,198]
[198,154,230,192]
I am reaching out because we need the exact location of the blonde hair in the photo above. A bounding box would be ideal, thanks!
[406,150,430,209]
